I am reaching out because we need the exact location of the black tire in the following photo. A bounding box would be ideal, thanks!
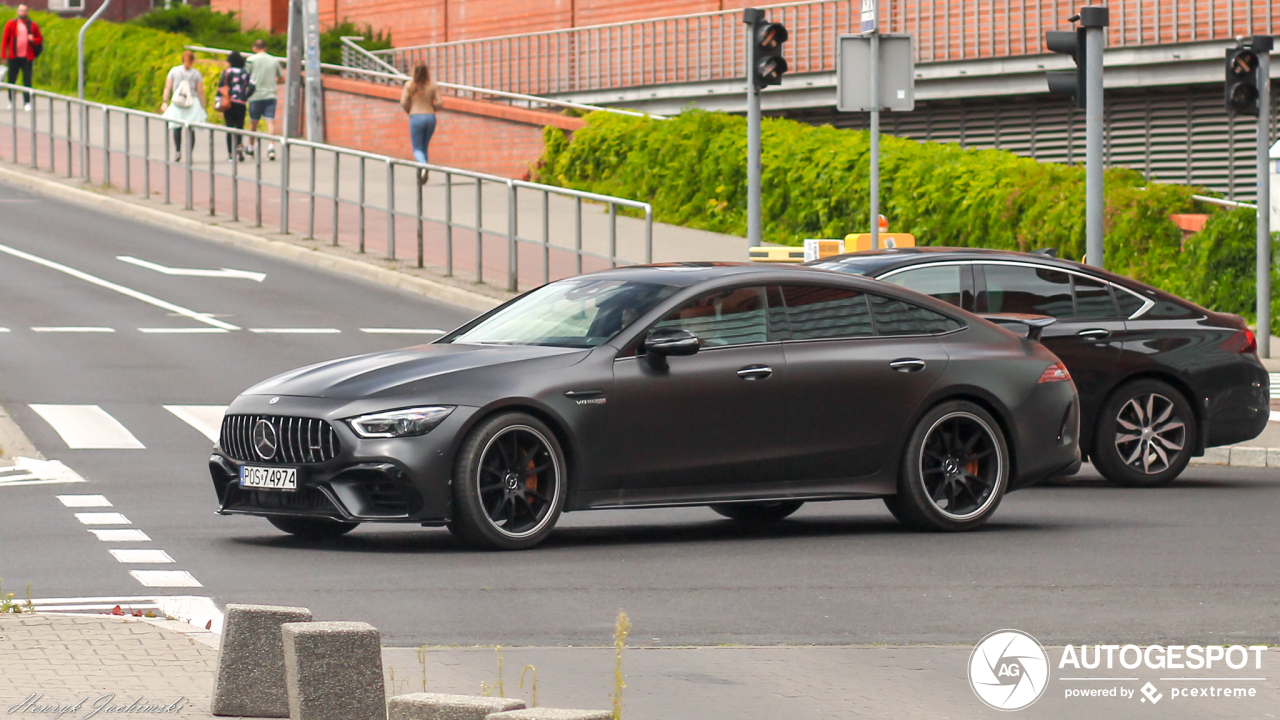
[267,516,359,540]
[710,500,804,522]
[447,412,568,550]
[1092,379,1196,488]
[888,400,1010,532]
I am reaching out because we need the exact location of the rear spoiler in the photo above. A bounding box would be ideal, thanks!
[977,313,1057,342]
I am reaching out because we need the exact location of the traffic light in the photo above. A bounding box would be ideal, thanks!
[1225,46,1260,116]
[1045,24,1086,108]
[748,15,788,90]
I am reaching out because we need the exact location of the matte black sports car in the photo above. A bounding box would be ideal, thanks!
[210,263,1080,549]
[810,247,1271,487]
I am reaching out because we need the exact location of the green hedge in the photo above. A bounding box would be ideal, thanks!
[537,111,1278,332]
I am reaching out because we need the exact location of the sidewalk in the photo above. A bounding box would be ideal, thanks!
[2,613,1274,720]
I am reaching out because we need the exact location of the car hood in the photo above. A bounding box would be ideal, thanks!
[243,343,589,400]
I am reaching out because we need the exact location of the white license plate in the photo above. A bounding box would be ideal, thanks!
[240,465,298,491]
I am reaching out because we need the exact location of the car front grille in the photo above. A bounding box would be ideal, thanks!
[220,414,341,464]
[225,484,337,512]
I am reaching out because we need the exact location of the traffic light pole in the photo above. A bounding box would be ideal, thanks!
[745,11,762,248]
[869,24,881,250]
[1082,9,1107,269]
[1256,40,1272,358]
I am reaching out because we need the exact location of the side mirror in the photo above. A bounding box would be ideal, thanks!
[644,328,701,357]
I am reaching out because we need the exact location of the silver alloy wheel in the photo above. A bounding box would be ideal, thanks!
[476,425,562,539]
[919,411,1006,521]
[1113,392,1186,475]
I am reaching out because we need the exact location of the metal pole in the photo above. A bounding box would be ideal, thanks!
[281,140,292,233]
[445,173,454,276]
[1082,7,1108,268]
[302,0,326,141]
[744,9,763,248]
[284,0,305,139]
[78,0,113,100]
[507,182,518,292]
[1256,38,1272,358]
[386,159,396,260]
[869,23,881,250]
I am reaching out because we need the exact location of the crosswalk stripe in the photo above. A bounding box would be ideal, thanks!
[75,512,131,525]
[109,549,175,564]
[57,494,111,507]
[0,457,87,487]
[31,326,115,333]
[130,570,202,588]
[165,405,228,443]
[0,327,9,332]
[88,529,150,542]
[29,405,146,449]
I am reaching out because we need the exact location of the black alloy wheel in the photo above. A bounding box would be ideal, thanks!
[710,500,804,522]
[267,516,359,540]
[449,412,567,550]
[1092,379,1195,487]
[886,400,1009,531]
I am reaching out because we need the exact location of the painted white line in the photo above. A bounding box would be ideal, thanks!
[30,405,146,450]
[129,570,202,588]
[109,549,175,564]
[75,512,131,525]
[359,328,446,335]
[57,494,112,507]
[0,242,240,331]
[1271,410,1280,423]
[88,529,150,542]
[0,457,86,487]
[31,326,115,333]
[30,595,224,633]
[165,405,228,443]
[118,255,266,282]
[138,327,229,334]
[0,327,9,332]
[249,328,341,334]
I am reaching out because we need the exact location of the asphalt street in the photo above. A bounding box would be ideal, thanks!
[1,177,1278,650]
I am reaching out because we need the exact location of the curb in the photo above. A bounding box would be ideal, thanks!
[0,165,505,313]
[1189,446,1280,468]
[0,403,43,467]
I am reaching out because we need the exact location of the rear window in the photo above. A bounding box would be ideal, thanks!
[868,294,965,335]
[781,286,874,340]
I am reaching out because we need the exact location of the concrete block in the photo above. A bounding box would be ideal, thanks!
[212,603,313,717]
[282,621,386,720]
[1269,448,1280,468]
[1230,447,1268,468]
[387,693,524,720]
[485,709,610,720]
[1192,447,1231,465]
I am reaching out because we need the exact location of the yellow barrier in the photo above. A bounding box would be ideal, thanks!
[843,233,916,251]
[749,247,807,263]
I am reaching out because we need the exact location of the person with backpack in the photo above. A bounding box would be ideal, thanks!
[217,51,255,162]
[160,50,207,162]
[1,5,43,112]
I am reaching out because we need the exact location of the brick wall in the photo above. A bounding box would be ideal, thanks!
[2,0,153,23]
[213,0,287,32]
[321,76,583,179]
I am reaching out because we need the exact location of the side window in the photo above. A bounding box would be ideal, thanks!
[979,264,1074,317]
[884,265,965,308]
[1072,275,1118,319]
[652,286,768,348]
[1114,287,1148,318]
[868,294,964,335]
[781,285,874,340]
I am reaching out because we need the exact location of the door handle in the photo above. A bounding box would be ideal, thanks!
[737,365,773,380]
[1078,328,1111,340]
[889,358,926,372]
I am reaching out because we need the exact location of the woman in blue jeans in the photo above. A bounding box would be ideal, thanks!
[400,63,442,185]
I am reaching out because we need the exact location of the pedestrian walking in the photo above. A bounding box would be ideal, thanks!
[400,63,442,185]
[160,50,207,162]
[2,5,43,112]
[217,51,255,162]
[244,39,282,161]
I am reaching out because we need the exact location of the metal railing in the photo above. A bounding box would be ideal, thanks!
[366,0,1276,97]
[0,82,654,293]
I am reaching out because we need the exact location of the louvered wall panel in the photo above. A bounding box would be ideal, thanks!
[787,81,1278,203]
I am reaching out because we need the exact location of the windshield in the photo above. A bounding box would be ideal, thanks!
[446,278,679,348]
[808,257,878,275]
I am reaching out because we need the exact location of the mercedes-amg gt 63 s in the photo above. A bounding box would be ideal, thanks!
[210,263,1081,550]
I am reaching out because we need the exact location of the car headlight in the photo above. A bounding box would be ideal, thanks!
[347,406,454,438]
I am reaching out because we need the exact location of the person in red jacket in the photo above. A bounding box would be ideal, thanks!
[2,5,42,111]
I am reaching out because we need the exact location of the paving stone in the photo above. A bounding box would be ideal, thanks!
[387,693,525,720]
[282,621,386,720]
[1230,446,1268,467]
[1193,447,1231,465]
[485,709,610,720]
[211,604,312,717]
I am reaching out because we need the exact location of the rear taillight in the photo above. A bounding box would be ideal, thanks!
[1220,328,1258,354]
[1038,362,1072,383]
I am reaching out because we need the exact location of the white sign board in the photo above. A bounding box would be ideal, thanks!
[860,0,877,32]
[836,34,915,113]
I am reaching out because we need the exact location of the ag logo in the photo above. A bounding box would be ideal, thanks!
[969,629,1050,711]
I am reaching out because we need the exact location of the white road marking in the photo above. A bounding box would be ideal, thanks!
[138,327,229,334]
[75,512,131,525]
[30,595,223,633]
[0,457,86,487]
[31,326,115,333]
[88,529,150,542]
[30,405,146,449]
[57,494,111,507]
[249,328,341,334]
[109,549,175,564]
[1271,410,1280,423]
[165,405,227,442]
[130,570,202,588]
[0,327,9,332]
[0,242,240,330]
[359,328,446,335]
[117,255,266,282]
